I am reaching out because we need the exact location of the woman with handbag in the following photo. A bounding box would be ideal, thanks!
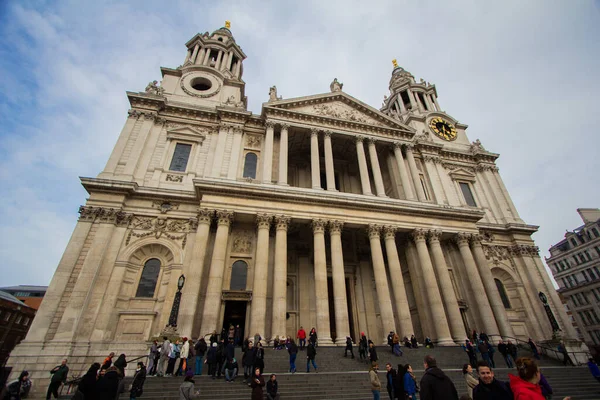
[129,362,146,400]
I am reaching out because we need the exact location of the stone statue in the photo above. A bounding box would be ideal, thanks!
[268,86,282,102]
[145,80,165,96]
[470,139,485,152]
[330,78,343,92]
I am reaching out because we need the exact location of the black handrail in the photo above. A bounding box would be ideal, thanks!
[488,334,591,366]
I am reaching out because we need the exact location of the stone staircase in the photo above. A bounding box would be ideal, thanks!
[31,345,600,400]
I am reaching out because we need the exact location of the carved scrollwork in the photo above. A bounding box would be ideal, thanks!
[265,120,275,129]
[312,219,327,234]
[216,210,234,226]
[246,135,261,148]
[152,201,180,214]
[355,135,365,143]
[411,228,428,242]
[127,109,141,119]
[383,225,396,239]
[483,245,511,261]
[428,229,443,242]
[232,230,253,253]
[329,220,344,234]
[166,174,184,183]
[275,215,291,231]
[78,206,133,226]
[197,208,214,225]
[256,213,273,229]
[126,216,193,249]
[280,123,290,130]
[455,232,472,246]
[367,224,382,239]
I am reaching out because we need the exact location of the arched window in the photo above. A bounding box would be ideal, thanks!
[495,278,511,309]
[136,258,161,298]
[243,153,258,179]
[230,260,248,290]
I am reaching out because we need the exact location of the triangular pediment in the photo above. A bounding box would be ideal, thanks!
[448,167,476,182]
[264,91,414,133]
[166,124,208,143]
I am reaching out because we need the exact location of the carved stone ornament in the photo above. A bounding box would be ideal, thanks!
[367,224,382,239]
[197,208,214,224]
[256,214,273,229]
[224,95,245,108]
[78,206,133,226]
[312,219,327,233]
[127,109,141,119]
[330,78,343,92]
[268,86,282,102]
[470,139,485,153]
[470,234,485,246]
[126,216,194,249]
[232,230,253,253]
[311,103,369,124]
[415,129,432,143]
[275,215,291,231]
[145,80,165,96]
[383,225,396,239]
[222,290,252,302]
[246,135,261,148]
[483,245,511,261]
[455,232,472,245]
[329,220,344,234]
[152,201,180,214]
[166,174,184,183]
[265,120,276,129]
[428,229,442,242]
[411,228,428,242]
[216,210,234,226]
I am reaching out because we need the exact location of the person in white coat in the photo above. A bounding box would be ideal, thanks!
[177,337,190,376]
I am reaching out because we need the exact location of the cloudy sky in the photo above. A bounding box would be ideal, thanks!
[0,1,598,287]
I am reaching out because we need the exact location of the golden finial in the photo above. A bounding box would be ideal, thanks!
[225,20,231,29]
[392,59,398,68]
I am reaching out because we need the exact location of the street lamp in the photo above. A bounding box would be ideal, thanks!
[168,274,185,328]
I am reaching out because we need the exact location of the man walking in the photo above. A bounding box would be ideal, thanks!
[46,359,69,400]
[157,336,170,377]
[306,342,318,373]
[419,355,458,400]
[478,341,492,367]
[472,360,512,400]
[385,363,401,400]
[497,340,514,368]
[344,336,355,359]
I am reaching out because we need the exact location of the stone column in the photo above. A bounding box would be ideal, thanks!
[470,235,515,339]
[226,51,234,70]
[329,220,350,344]
[405,144,427,201]
[200,211,233,336]
[250,214,272,342]
[312,219,332,344]
[277,124,289,185]
[123,113,155,176]
[262,121,275,184]
[455,233,499,335]
[215,50,224,70]
[196,48,206,65]
[423,156,445,204]
[234,60,241,78]
[407,90,418,111]
[190,44,200,64]
[203,48,211,65]
[427,230,465,343]
[324,131,336,191]
[367,224,396,343]
[393,143,415,200]
[367,139,386,197]
[491,168,523,223]
[483,166,514,222]
[178,209,214,337]
[227,127,243,180]
[411,229,454,345]
[355,136,372,195]
[310,128,321,189]
[432,95,441,111]
[211,124,230,178]
[271,215,290,340]
[396,98,407,114]
[383,226,413,338]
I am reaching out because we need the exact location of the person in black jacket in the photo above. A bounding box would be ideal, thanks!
[287,339,298,374]
[344,336,355,359]
[359,333,368,362]
[309,328,318,347]
[129,362,146,400]
[472,360,513,400]
[96,366,121,400]
[114,354,127,377]
[385,363,402,400]
[254,342,265,374]
[206,342,218,379]
[194,337,207,375]
[368,342,378,364]
[7,371,31,400]
[419,355,458,400]
[244,341,257,384]
[306,342,318,373]
[266,374,280,400]
[77,363,101,400]
[46,359,69,400]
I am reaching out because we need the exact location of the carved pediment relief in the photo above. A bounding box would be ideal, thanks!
[166,125,208,143]
[291,101,384,126]
[448,167,477,182]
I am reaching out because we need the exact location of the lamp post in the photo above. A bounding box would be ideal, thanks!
[539,291,561,333]
[168,274,186,328]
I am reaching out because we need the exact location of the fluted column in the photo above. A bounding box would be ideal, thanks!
[250,214,272,342]
[427,230,465,342]
[271,215,290,340]
[367,139,386,197]
[411,229,454,345]
[405,144,426,201]
[310,129,322,189]
[368,225,396,343]
[355,136,372,195]
[262,121,275,183]
[190,44,199,63]
[407,90,418,111]
[455,233,499,335]
[312,219,332,343]
[215,50,224,70]
[470,235,514,339]
[324,131,336,191]
[200,211,234,335]
[383,226,413,338]
[329,220,350,344]
[393,143,415,200]
[277,124,289,185]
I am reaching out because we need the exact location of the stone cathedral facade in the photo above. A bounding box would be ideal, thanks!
[9,25,579,376]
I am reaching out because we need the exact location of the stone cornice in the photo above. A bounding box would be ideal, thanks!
[475,222,539,236]
[80,177,138,195]
[193,178,484,224]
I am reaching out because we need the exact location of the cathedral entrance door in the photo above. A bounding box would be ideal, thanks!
[222,301,247,343]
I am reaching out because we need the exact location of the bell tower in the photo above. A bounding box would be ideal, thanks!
[159,21,248,109]
[381,60,441,120]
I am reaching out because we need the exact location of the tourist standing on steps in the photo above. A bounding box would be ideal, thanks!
[465,340,477,368]
[234,324,242,346]
[77,363,101,400]
[96,366,121,400]
[306,342,318,373]
[243,341,256,383]
[507,340,518,362]
[147,341,158,375]
[498,340,514,368]
[558,342,574,366]
[206,342,217,379]
[309,327,318,347]
[46,359,68,400]
[486,341,496,368]
[254,332,262,346]
[528,338,540,360]
[472,360,512,400]
[297,326,307,350]
[388,331,394,353]
[129,362,146,400]
[392,333,403,357]
[157,336,170,377]
[287,339,298,373]
[344,336,355,358]
[102,352,115,370]
[179,371,199,400]
[194,337,207,375]
[250,368,265,400]
[266,374,280,400]
[410,335,418,349]
[209,330,218,346]
[385,363,401,400]
[114,354,127,377]
[359,332,368,362]
[403,364,418,400]
[462,364,478,399]
[478,341,492,368]
[369,362,382,400]
[369,342,378,364]
[178,337,189,374]
[419,355,458,400]
[255,342,265,374]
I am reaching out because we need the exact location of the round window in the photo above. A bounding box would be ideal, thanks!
[191,77,212,92]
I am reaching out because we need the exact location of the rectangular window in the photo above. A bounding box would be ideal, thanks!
[561,278,567,288]
[592,310,600,324]
[15,315,22,324]
[592,288,600,302]
[582,270,589,282]
[23,317,29,326]
[579,312,588,325]
[590,269,597,281]
[583,292,590,304]
[459,182,477,207]
[574,274,579,284]
[169,143,192,172]
[585,250,592,261]
[594,267,600,278]
[3,312,10,321]
[419,176,431,201]
[572,295,578,306]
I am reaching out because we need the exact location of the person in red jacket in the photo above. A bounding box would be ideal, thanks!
[297,326,307,350]
[510,357,571,400]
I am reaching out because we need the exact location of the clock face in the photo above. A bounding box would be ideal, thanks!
[429,117,457,141]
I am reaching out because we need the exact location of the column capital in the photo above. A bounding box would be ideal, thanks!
[383,225,397,239]
[265,120,276,129]
[470,234,485,246]
[411,228,428,242]
[323,130,333,138]
[280,123,290,130]
[256,213,273,229]
[197,208,214,225]
[310,127,320,137]
[233,126,244,135]
[312,219,327,233]
[367,224,382,239]
[329,220,344,234]
[216,210,234,226]
[367,137,378,144]
[393,141,403,150]
[455,232,472,246]
[405,143,415,151]
[428,229,443,243]
[275,215,291,231]
[355,135,365,143]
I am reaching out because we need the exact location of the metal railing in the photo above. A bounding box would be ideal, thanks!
[488,334,591,366]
